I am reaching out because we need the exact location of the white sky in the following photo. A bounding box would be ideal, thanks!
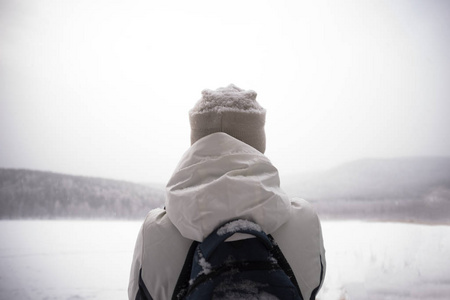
[1,0,449,184]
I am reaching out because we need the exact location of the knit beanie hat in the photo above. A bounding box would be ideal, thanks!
[189,84,266,153]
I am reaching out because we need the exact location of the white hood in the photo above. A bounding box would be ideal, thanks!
[165,132,291,241]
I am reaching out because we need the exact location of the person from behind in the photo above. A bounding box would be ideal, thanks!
[129,84,326,299]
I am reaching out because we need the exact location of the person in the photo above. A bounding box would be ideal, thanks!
[128,84,326,300]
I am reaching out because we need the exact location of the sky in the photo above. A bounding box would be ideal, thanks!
[1,0,449,184]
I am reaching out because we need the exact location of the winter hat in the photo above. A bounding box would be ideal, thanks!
[189,84,267,153]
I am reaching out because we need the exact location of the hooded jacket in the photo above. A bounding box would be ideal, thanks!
[129,133,326,300]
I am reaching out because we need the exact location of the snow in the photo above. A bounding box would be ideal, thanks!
[317,221,450,300]
[217,220,262,236]
[0,220,449,300]
[215,290,279,300]
[214,279,279,300]
[0,220,141,300]
[198,256,212,276]
[190,84,263,115]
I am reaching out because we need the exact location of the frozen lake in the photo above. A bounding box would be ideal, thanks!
[0,220,449,300]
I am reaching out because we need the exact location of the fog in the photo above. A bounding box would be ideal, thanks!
[1,0,449,184]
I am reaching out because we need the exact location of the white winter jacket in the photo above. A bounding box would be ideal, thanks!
[129,133,326,300]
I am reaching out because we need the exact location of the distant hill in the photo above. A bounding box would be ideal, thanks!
[282,157,450,224]
[2,157,450,223]
[0,169,165,219]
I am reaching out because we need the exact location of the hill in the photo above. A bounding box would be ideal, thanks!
[282,157,450,224]
[0,169,165,219]
[2,157,450,223]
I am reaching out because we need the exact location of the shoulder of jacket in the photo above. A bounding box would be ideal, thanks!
[138,207,193,300]
[141,207,174,235]
[290,198,320,219]
[272,197,325,299]
[143,207,165,223]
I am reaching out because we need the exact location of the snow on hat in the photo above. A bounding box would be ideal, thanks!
[189,84,266,153]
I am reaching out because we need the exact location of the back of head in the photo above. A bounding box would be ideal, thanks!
[189,84,267,153]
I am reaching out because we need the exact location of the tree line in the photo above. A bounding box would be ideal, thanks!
[0,169,165,219]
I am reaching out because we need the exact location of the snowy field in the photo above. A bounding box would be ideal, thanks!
[0,220,449,300]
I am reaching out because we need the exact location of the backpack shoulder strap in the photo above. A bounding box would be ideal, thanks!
[172,240,199,300]
[268,234,303,299]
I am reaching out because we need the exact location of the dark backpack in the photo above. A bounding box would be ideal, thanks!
[172,219,303,300]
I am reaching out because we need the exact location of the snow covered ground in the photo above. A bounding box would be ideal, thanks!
[0,220,449,300]
[0,220,141,300]
[318,221,450,300]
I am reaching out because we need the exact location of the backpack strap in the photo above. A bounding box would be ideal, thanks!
[268,234,303,299]
[198,219,273,260]
[172,240,199,300]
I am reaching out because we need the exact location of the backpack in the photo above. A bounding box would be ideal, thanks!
[172,219,303,300]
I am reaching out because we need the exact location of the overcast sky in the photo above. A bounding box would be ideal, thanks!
[1,0,449,184]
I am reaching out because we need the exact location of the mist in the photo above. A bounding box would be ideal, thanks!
[1,0,449,184]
